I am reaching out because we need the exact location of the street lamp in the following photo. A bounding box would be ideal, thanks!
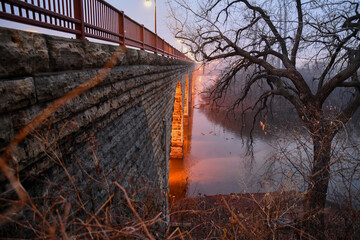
[144,0,157,34]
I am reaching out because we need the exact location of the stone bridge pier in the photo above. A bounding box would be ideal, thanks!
[0,27,194,233]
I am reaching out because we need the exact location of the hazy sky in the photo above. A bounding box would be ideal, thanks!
[0,0,181,50]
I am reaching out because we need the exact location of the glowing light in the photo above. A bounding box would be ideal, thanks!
[184,76,189,117]
[198,76,202,82]
[26,30,38,33]
[168,171,188,183]
[170,82,184,159]
[169,158,189,199]
[144,0,152,7]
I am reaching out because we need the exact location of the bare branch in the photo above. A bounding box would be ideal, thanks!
[317,49,360,104]
[290,0,303,65]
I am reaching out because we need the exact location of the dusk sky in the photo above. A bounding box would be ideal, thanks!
[0,0,182,50]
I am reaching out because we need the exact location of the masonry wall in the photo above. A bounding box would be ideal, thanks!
[0,27,193,236]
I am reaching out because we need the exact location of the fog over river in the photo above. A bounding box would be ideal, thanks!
[169,72,360,207]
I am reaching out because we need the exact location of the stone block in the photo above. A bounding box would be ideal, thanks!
[82,41,123,68]
[123,49,139,65]
[34,70,98,102]
[46,36,86,71]
[0,114,15,148]
[130,86,145,98]
[0,77,36,113]
[51,84,112,122]
[138,50,151,64]
[0,27,49,78]
[109,66,136,82]
[125,78,136,90]
[109,92,131,109]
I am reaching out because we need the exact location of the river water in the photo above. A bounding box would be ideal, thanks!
[169,70,360,206]
[169,72,278,199]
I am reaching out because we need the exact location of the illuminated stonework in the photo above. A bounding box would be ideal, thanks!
[184,75,189,118]
[170,82,184,159]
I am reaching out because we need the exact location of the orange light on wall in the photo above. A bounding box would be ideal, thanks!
[170,82,184,159]
[184,75,189,118]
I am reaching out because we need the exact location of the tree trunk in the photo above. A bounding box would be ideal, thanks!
[304,133,333,240]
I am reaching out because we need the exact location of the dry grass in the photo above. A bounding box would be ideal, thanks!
[1,174,359,239]
[169,191,304,240]
[0,124,167,239]
[1,124,359,239]
[168,191,360,240]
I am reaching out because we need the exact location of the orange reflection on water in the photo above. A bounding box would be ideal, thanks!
[169,102,193,200]
[168,68,199,200]
[169,159,189,200]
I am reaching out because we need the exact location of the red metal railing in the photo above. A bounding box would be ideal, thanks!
[0,0,191,61]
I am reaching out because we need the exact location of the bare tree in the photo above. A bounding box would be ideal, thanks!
[169,0,360,238]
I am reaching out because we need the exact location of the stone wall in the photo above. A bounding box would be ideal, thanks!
[0,27,193,236]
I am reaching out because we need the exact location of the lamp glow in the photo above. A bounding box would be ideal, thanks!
[144,0,157,34]
[144,0,152,7]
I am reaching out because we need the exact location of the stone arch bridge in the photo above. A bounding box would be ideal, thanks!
[0,27,196,223]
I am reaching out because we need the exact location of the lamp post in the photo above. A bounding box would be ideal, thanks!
[144,0,157,34]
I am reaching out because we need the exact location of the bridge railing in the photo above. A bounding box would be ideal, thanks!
[0,0,191,61]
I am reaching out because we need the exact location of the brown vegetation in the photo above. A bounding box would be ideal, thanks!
[169,191,360,239]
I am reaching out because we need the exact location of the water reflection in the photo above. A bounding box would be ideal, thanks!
[168,158,189,199]
[181,110,276,197]
[169,70,277,199]
[168,117,193,199]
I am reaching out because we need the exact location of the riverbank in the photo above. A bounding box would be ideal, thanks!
[168,191,357,239]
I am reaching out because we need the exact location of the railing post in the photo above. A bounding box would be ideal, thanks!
[162,39,165,56]
[141,24,145,50]
[119,11,125,46]
[154,34,158,55]
[74,0,85,40]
